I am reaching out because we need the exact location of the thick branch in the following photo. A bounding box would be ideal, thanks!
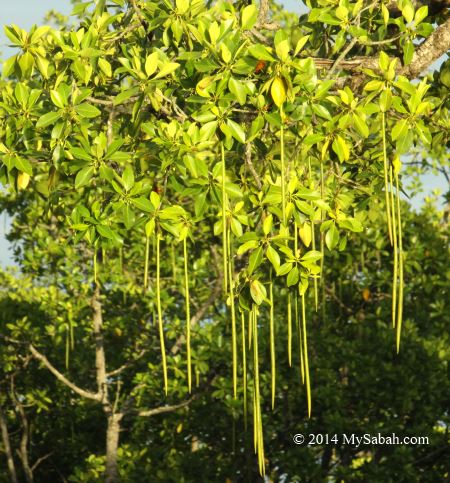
[91,286,108,406]
[29,345,101,401]
[403,16,450,78]
[0,406,18,483]
[137,396,194,417]
[314,17,450,79]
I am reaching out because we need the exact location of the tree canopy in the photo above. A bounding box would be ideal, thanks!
[0,0,449,480]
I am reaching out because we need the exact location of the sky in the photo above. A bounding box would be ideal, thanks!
[0,1,447,266]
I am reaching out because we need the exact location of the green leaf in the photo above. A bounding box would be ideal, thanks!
[266,245,280,270]
[114,87,139,106]
[300,250,323,262]
[145,52,159,77]
[325,223,339,250]
[312,104,331,120]
[263,214,273,235]
[75,103,101,118]
[226,119,246,144]
[18,52,34,77]
[248,246,263,275]
[14,157,33,175]
[153,62,180,79]
[241,4,258,30]
[122,166,134,191]
[230,218,243,237]
[75,166,94,189]
[145,218,156,238]
[36,111,62,128]
[248,44,276,62]
[250,279,267,305]
[131,197,153,212]
[276,262,293,276]
[352,114,369,137]
[97,224,115,239]
[286,266,299,287]
[237,239,259,255]
[391,119,408,141]
[403,41,414,66]
[332,135,350,162]
[50,90,66,108]
[228,77,247,105]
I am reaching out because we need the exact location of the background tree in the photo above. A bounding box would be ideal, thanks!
[0,0,448,480]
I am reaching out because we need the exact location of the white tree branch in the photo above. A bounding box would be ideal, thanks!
[29,345,101,402]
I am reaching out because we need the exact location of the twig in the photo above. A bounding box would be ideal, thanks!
[245,143,262,190]
[137,396,195,417]
[326,38,359,79]
[106,349,147,377]
[31,452,53,472]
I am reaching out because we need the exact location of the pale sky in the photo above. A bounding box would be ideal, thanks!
[0,1,446,266]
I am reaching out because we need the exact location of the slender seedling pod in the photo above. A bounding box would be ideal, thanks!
[395,172,404,353]
[248,309,252,350]
[389,165,398,329]
[269,278,275,409]
[252,305,265,475]
[287,290,292,366]
[311,220,319,311]
[156,233,168,394]
[301,293,311,417]
[241,311,247,430]
[221,141,228,295]
[65,326,70,370]
[228,232,237,398]
[280,105,287,226]
[183,237,191,392]
[144,236,150,291]
[294,222,304,381]
[93,250,98,285]
[171,243,177,283]
[319,160,325,294]
[382,112,393,244]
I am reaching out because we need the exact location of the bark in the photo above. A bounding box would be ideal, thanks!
[313,16,450,80]
[0,406,18,483]
[92,286,108,406]
[105,413,122,483]
[403,16,450,78]
[15,401,33,483]
[29,345,100,401]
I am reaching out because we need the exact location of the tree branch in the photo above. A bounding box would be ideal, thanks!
[314,17,450,79]
[403,16,450,78]
[91,286,108,407]
[0,406,18,483]
[245,143,262,190]
[137,396,195,417]
[106,348,147,377]
[29,345,101,402]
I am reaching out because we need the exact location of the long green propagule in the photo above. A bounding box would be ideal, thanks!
[183,237,192,392]
[156,232,168,394]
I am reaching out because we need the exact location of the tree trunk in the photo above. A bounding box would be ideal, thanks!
[0,406,18,483]
[105,413,122,483]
